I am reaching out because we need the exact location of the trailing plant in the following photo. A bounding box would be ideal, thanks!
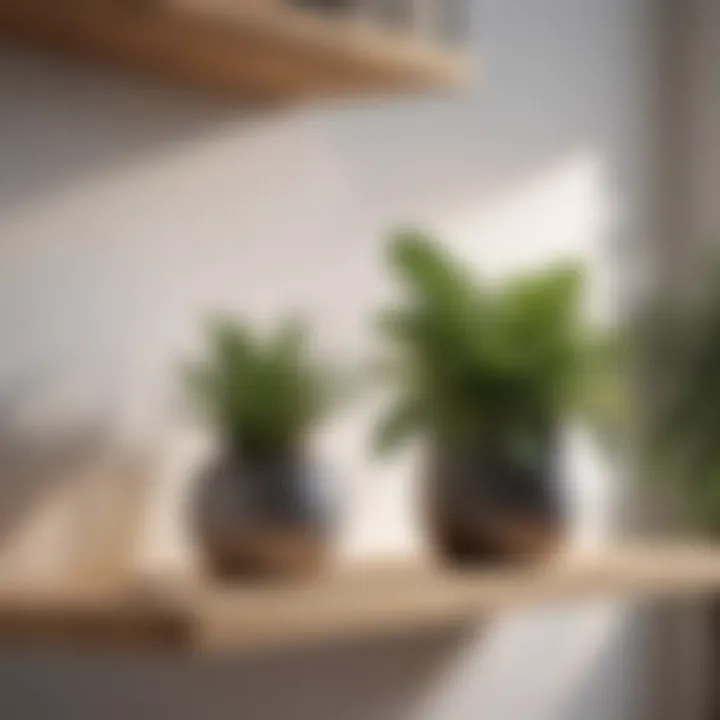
[646,257,720,529]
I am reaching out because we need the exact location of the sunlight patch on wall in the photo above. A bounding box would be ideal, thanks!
[437,150,615,323]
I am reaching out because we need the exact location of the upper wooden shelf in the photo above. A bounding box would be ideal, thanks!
[0,0,470,100]
[1,544,720,655]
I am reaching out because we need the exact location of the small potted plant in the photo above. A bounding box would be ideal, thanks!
[184,314,342,579]
[373,230,602,565]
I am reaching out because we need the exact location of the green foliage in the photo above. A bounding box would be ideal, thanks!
[577,328,632,452]
[648,261,720,529]
[374,229,605,462]
[184,315,339,458]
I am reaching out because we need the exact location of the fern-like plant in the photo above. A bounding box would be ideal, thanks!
[374,229,600,467]
[184,315,338,459]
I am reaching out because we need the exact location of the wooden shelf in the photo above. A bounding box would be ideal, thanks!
[1,544,720,655]
[0,0,470,100]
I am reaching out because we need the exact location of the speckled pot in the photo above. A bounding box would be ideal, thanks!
[193,453,337,579]
[426,437,566,565]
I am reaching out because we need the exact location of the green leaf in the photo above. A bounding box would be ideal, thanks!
[372,396,426,456]
[373,229,600,458]
[183,313,345,458]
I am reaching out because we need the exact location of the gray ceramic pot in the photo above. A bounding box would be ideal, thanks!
[193,452,337,578]
[426,436,566,565]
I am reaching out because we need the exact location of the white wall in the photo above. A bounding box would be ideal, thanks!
[0,0,659,717]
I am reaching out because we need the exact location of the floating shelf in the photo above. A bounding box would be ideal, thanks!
[0,0,470,100]
[1,544,720,655]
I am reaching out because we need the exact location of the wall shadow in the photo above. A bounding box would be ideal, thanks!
[0,44,270,216]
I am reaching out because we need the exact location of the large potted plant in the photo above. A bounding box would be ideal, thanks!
[373,230,601,565]
[184,315,342,579]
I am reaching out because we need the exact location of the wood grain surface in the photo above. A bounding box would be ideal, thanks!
[0,0,469,99]
[0,543,718,654]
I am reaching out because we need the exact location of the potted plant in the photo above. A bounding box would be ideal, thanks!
[646,259,720,532]
[632,256,720,718]
[184,314,342,579]
[373,230,603,565]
